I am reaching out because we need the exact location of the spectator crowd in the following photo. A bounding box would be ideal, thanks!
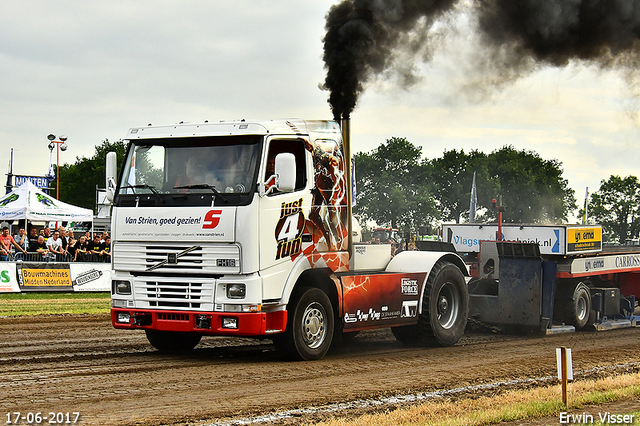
[0,226,111,262]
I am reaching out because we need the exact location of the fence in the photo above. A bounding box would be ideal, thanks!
[2,252,111,263]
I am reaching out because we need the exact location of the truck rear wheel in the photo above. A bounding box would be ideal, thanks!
[419,260,468,346]
[554,282,592,329]
[145,330,202,352]
[274,287,334,361]
[391,324,420,345]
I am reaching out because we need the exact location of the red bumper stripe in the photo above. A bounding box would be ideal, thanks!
[111,308,287,337]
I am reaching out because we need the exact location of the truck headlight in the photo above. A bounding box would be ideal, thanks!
[222,317,238,329]
[226,283,246,299]
[113,280,132,295]
[116,312,131,324]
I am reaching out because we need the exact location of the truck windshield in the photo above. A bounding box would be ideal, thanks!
[118,136,261,197]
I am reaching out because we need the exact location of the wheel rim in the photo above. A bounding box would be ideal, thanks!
[436,282,460,329]
[576,294,588,322]
[301,302,326,349]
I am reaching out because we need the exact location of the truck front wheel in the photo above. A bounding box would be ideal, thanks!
[274,287,334,361]
[419,260,469,346]
[145,330,202,352]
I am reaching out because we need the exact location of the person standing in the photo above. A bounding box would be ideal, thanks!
[89,234,105,261]
[29,235,50,260]
[0,235,9,261]
[101,236,111,262]
[45,230,65,261]
[66,236,79,261]
[27,227,39,252]
[1,227,27,259]
[58,226,68,252]
[74,235,88,262]
[42,227,51,243]
[14,228,28,252]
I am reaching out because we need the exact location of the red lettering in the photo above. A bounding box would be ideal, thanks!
[203,210,222,229]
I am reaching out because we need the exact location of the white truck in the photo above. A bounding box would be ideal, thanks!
[108,119,469,360]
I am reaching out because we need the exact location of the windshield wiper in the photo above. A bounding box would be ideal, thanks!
[173,184,229,203]
[120,184,164,204]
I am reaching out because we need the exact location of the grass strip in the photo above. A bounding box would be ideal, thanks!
[0,292,110,316]
[310,373,640,426]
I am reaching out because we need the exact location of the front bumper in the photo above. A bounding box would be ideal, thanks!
[111,308,287,337]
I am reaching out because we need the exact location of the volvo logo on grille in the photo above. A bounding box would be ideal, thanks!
[146,245,200,271]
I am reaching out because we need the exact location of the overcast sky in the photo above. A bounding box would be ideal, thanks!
[2,1,640,221]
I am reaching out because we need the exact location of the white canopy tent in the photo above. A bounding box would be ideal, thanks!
[0,181,93,225]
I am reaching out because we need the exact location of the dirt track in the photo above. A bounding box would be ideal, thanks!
[1,314,640,426]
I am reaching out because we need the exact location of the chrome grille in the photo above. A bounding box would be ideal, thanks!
[113,242,240,274]
[133,277,214,310]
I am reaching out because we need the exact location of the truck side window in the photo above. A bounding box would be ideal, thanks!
[265,139,307,193]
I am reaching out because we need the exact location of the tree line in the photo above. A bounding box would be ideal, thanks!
[57,137,639,243]
[354,137,640,243]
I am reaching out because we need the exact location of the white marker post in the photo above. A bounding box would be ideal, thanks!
[556,347,573,406]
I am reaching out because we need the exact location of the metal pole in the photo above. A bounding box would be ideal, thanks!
[342,117,353,258]
[56,142,60,200]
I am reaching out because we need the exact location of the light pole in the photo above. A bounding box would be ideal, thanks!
[47,134,68,200]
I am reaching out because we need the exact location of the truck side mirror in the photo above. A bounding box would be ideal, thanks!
[275,153,296,193]
[105,151,117,203]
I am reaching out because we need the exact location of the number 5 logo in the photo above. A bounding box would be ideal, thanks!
[203,210,222,229]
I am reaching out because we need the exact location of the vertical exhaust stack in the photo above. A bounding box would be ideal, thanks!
[341,117,353,257]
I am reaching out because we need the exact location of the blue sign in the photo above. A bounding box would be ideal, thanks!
[13,175,52,189]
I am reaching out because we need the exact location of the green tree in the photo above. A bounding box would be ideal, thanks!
[485,146,576,223]
[426,149,496,223]
[588,175,640,243]
[353,137,437,232]
[59,139,128,210]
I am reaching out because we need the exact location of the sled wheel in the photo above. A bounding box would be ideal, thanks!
[274,287,334,361]
[145,330,202,352]
[419,260,468,346]
[555,282,592,329]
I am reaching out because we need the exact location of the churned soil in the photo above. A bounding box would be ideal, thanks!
[1,314,639,425]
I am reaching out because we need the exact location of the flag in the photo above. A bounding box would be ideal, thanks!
[351,158,356,206]
[469,171,477,223]
[5,148,13,195]
[582,187,589,225]
[46,147,55,180]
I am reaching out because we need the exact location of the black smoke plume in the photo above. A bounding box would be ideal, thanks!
[322,0,640,121]
[322,0,457,121]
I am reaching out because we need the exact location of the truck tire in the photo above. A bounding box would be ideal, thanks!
[554,282,592,329]
[274,287,334,361]
[419,260,469,346]
[391,324,420,346]
[145,330,202,352]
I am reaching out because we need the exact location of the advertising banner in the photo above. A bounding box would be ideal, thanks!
[0,263,20,292]
[113,206,236,242]
[70,263,111,292]
[569,252,640,275]
[0,262,111,293]
[566,226,602,253]
[443,224,564,255]
[13,175,51,190]
[443,224,603,256]
[17,263,73,290]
